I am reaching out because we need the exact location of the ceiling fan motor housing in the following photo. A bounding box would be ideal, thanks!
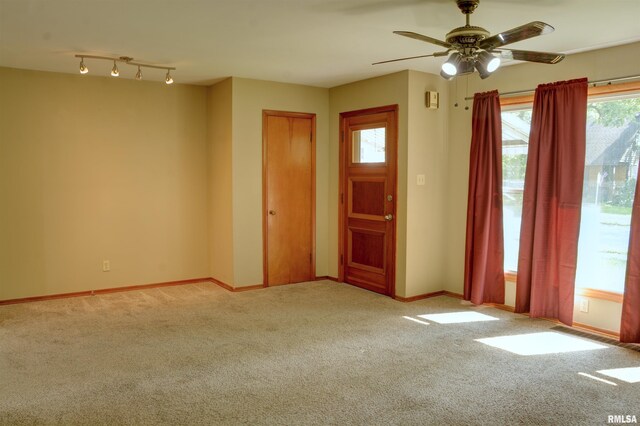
[445,26,489,46]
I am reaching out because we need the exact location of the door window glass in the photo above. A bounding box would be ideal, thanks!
[352,127,386,163]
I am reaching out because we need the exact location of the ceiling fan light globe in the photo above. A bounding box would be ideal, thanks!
[475,62,491,79]
[487,56,501,72]
[442,62,458,76]
[441,52,463,77]
[477,51,500,75]
[440,69,455,80]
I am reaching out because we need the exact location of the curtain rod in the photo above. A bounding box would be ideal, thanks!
[463,73,640,100]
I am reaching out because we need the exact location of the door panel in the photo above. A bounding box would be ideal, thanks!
[339,106,397,296]
[349,177,386,218]
[264,111,315,286]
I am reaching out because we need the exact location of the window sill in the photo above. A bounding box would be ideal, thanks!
[504,271,517,282]
[575,288,623,303]
[503,271,623,303]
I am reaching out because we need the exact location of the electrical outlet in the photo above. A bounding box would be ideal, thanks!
[579,299,589,313]
[102,260,110,272]
[417,174,426,186]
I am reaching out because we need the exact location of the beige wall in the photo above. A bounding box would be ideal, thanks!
[405,70,450,296]
[230,77,330,287]
[0,67,209,300]
[445,41,640,332]
[207,78,234,285]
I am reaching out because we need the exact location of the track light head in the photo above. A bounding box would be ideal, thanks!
[165,70,174,85]
[111,61,119,77]
[135,66,142,81]
[79,58,88,74]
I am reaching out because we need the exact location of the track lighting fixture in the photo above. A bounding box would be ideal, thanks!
[111,61,119,77]
[75,55,176,84]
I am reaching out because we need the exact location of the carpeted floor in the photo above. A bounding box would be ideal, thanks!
[1,280,638,425]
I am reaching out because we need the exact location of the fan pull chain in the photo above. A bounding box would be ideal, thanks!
[465,76,470,110]
[454,78,459,108]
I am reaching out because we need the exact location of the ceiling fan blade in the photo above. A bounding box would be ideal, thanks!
[496,49,565,64]
[393,31,452,49]
[372,51,448,65]
[480,21,554,50]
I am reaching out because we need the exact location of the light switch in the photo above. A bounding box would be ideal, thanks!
[417,174,426,186]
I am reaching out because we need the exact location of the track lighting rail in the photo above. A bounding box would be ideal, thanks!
[75,54,176,84]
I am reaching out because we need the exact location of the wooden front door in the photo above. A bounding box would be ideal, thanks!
[339,105,397,296]
[263,110,315,286]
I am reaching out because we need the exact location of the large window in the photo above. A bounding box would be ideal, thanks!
[576,94,640,293]
[501,91,640,294]
[502,108,531,272]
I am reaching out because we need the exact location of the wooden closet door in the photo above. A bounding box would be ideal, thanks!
[263,111,315,286]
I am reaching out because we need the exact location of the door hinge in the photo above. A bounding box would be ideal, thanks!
[341,130,344,143]
[340,254,344,265]
[310,133,312,143]
[310,253,312,263]
[341,193,344,204]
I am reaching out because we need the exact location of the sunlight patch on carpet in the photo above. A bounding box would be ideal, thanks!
[418,311,499,324]
[402,316,430,325]
[578,372,617,386]
[476,332,609,355]
[597,367,640,383]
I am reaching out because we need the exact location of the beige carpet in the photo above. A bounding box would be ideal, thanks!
[1,280,639,425]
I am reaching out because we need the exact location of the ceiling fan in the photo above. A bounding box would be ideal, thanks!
[374,0,565,79]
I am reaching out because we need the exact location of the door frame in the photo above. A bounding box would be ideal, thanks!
[262,110,316,287]
[338,104,398,297]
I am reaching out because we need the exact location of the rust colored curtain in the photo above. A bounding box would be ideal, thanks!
[464,90,505,305]
[621,173,640,343]
[515,78,588,325]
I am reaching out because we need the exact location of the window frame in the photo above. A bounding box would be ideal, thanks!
[500,80,640,303]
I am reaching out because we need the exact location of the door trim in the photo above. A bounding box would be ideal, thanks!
[338,105,398,297]
[262,110,316,287]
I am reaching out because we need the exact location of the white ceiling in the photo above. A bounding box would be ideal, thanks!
[1,0,640,88]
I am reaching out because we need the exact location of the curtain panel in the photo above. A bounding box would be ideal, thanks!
[464,90,505,305]
[621,173,640,343]
[515,78,588,325]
